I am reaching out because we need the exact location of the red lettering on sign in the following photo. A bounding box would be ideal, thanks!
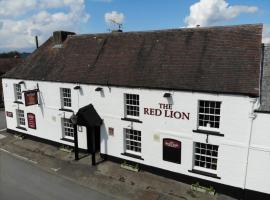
[144,104,190,120]
[164,139,181,149]
[144,108,149,115]
[182,112,190,120]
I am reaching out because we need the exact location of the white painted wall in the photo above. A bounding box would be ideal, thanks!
[2,78,264,192]
[245,113,270,194]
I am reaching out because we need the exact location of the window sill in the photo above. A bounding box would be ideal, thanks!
[121,117,142,123]
[188,169,221,179]
[192,129,224,137]
[14,101,23,104]
[121,152,144,160]
[59,108,73,113]
[60,137,74,143]
[16,126,27,131]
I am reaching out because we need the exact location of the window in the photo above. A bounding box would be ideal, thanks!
[17,109,25,127]
[14,84,22,101]
[125,129,141,155]
[61,88,71,108]
[194,142,219,173]
[62,118,74,139]
[125,94,139,117]
[198,100,221,130]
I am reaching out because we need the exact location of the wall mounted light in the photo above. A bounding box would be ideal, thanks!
[163,93,171,98]
[74,86,81,90]
[95,87,103,92]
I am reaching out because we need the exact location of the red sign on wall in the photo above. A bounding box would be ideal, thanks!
[27,113,36,129]
[24,90,38,106]
[6,111,13,118]
[163,139,181,149]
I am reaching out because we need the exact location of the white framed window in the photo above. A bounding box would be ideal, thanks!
[124,128,141,155]
[61,88,71,108]
[62,118,74,139]
[16,109,25,127]
[14,84,22,101]
[193,142,219,173]
[198,100,221,131]
[125,94,139,117]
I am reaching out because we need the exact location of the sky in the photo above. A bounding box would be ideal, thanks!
[0,0,270,52]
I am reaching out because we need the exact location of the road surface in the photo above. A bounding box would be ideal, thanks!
[0,151,114,200]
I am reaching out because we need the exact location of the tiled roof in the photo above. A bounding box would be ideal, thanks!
[4,24,263,96]
[0,58,22,74]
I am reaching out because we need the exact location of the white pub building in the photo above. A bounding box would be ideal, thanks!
[2,24,270,199]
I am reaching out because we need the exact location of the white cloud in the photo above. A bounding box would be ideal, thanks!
[105,11,124,25]
[0,0,90,51]
[263,25,270,44]
[184,0,258,27]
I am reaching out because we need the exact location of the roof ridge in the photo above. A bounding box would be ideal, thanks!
[70,23,263,38]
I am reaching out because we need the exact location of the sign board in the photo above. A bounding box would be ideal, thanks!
[6,111,13,118]
[108,127,114,136]
[163,138,181,164]
[144,103,190,120]
[27,113,36,129]
[24,90,38,106]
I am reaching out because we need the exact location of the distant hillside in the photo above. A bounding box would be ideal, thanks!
[0,51,30,58]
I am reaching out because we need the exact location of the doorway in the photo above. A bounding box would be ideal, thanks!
[86,126,100,153]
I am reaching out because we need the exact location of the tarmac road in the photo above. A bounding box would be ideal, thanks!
[0,151,114,200]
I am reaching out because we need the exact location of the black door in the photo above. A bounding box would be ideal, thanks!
[86,126,100,153]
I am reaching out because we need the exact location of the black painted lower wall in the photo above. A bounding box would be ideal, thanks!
[6,128,270,200]
[6,128,88,153]
[100,153,270,200]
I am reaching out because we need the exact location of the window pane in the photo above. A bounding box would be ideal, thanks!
[198,100,221,129]
[194,142,219,171]
[125,94,140,117]
[125,128,141,154]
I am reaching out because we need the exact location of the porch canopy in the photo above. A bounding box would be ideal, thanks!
[76,104,102,127]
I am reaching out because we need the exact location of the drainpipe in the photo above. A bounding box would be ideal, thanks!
[243,98,257,196]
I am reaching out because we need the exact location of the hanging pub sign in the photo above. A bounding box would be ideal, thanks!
[163,138,181,164]
[27,113,36,129]
[24,90,38,106]
[6,111,13,118]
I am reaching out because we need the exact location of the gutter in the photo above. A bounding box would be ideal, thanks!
[259,43,265,105]
[243,98,257,193]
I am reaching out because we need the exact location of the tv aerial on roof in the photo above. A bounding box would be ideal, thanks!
[107,19,123,32]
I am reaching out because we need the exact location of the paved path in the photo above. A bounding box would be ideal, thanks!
[0,151,114,200]
[0,110,6,130]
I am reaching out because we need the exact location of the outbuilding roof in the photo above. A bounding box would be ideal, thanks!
[4,24,263,96]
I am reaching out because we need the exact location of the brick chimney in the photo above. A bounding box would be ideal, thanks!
[53,31,75,47]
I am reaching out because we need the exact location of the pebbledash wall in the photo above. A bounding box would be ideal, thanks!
[4,77,268,195]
